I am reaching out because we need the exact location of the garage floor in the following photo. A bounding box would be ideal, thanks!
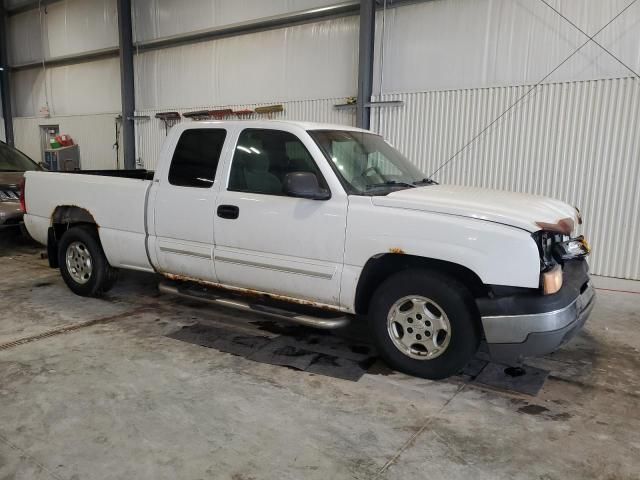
[1,234,639,480]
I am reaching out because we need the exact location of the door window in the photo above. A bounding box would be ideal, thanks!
[228,129,327,195]
[169,129,227,188]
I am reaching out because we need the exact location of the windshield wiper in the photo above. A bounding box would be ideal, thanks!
[413,177,438,186]
[366,180,416,190]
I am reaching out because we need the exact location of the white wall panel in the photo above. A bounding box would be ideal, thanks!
[135,97,355,169]
[14,113,122,169]
[373,77,640,280]
[132,0,343,42]
[373,0,640,95]
[134,16,358,109]
[12,57,121,117]
[45,0,118,58]
[7,0,118,64]
[7,9,43,65]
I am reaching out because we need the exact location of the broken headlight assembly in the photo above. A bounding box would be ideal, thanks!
[550,235,591,262]
[533,231,591,295]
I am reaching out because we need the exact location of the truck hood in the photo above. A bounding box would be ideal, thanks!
[371,185,578,233]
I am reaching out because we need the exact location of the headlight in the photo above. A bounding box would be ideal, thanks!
[551,235,591,262]
[542,265,563,295]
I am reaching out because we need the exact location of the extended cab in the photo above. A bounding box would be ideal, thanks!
[22,120,595,379]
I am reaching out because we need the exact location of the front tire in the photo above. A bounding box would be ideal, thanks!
[369,269,480,380]
[58,225,118,297]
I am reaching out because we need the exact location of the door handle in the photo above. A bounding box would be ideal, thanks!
[217,204,239,219]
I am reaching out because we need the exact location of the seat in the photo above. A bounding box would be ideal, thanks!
[243,153,282,194]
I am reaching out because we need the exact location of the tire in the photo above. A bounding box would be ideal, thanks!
[369,269,480,380]
[57,225,118,297]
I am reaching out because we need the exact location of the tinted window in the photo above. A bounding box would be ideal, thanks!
[0,142,41,172]
[169,129,227,188]
[228,129,326,195]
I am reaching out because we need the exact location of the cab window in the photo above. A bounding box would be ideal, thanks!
[228,129,327,195]
[169,129,227,188]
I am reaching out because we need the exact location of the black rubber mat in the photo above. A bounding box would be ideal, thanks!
[168,323,549,392]
[168,323,377,382]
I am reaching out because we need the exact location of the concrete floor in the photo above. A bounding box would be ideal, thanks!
[1,232,639,480]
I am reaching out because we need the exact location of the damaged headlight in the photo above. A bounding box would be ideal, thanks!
[551,235,591,262]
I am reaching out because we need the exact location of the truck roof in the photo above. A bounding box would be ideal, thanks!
[179,119,373,134]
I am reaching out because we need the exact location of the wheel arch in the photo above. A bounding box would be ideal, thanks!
[353,253,488,315]
[48,206,99,268]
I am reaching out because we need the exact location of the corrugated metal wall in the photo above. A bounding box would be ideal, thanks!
[132,0,344,43]
[373,0,640,93]
[14,114,122,169]
[135,97,355,169]
[8,0,118,65]
[12,58,122,117]
[373,76,640,280]
[134,15,359,109]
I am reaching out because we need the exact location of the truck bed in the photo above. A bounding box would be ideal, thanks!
[23,170,154,272]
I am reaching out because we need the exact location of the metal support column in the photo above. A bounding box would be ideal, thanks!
[0,5,14,146]
[117,0,135,169]
[356,0,375,130]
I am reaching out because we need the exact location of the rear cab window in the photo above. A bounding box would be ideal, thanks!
[227,129,328,196]
[169,129,227,188]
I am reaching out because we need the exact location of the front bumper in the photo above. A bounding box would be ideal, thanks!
[478,260,595,362]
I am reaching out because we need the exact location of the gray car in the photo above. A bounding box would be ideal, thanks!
[0,142,42,230]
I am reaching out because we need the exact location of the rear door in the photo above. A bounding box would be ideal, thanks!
[152,127,228,281]
[213,127,348,306]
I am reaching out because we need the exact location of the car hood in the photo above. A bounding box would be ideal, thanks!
[371,185,579,233]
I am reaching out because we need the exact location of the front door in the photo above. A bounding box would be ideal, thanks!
[213,127,348,306]
[153,127,228,281]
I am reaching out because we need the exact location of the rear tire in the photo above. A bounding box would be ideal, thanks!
[57,225,118,297]
[369,269,480,380]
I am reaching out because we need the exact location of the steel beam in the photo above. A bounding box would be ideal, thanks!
[0,6,14,146]
[11,47,119,71]
[135,2,360,52]
[356,0,375,130]
[117,0,136,170]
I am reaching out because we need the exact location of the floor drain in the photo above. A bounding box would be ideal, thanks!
[504,366,526,377]
[0,307,148,351]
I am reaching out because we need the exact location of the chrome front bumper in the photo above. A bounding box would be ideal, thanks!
[479,260,595,362]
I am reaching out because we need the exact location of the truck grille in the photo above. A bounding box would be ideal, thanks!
[0,189,19,201]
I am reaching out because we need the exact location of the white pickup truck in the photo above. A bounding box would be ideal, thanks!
[22,120,595,379]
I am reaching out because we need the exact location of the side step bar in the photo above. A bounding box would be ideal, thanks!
[158,282,350,330]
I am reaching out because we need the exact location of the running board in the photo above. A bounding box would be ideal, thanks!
[158,282,350,330]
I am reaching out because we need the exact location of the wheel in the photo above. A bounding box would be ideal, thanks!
[57,225,118,297]
[369,269,480,380]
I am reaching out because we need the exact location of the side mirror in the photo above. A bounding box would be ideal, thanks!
[283,172,331,200]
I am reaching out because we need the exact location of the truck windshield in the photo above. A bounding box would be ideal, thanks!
[308,130,432,195]
[0,142,41,172]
